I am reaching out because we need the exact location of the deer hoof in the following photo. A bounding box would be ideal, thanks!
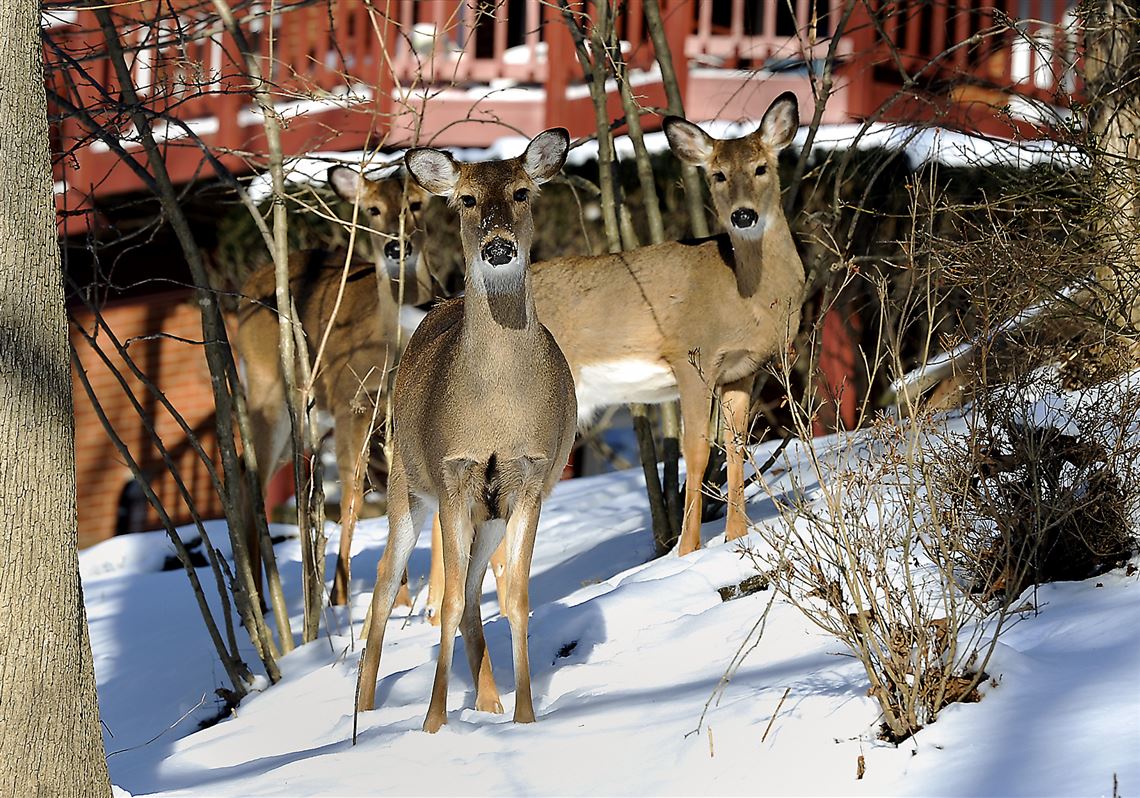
[477,696,504,714]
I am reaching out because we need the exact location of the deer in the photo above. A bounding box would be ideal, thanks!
[531,92,807,555]
[356,129,577,734]
[236,166,437,608]
[418,93,806,626]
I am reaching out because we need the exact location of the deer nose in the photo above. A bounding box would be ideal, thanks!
[481,237,517,266]
[384,240,410,261]
[731,207,759,229]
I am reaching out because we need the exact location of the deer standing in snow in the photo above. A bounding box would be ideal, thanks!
[532,93,806,555]
[421,93,806,623]
[421,94,807,622]
[356,129,576,732]
[236,168,436,607]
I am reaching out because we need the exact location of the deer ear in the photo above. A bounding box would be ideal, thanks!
[759,92,799,151]
[664,117,714,166]
[522,128,569,184]
[405,148,461,196]
[328,166,365,202]
[404,177,431,207]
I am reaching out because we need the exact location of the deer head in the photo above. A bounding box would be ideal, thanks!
[328,165,431,279]
[403,129,569,298]
[663,92,799,241]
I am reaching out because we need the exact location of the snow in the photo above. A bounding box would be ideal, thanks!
[83,396,1140,796]
[246,117,1084,204]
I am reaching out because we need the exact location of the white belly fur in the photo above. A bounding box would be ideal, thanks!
[399,305,428,336]
[575,359,678,423]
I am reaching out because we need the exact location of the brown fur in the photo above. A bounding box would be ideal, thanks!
[531,93,807,554]
[235,170,435,606]
[358,130,576,733]
[421,95,809,624]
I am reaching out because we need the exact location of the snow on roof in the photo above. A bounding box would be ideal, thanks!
[247,120,1084,203]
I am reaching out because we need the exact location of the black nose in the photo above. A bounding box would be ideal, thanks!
[731,207,759,229]
[481,237,517,266]
[384,240,410,261]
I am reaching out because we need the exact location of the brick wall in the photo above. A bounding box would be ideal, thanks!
[71,289,226,549]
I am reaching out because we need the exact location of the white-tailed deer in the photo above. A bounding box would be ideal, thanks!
[422,94,808,623]
[357,129,576,733]
[532,92,806,555]
[236,167,435,607]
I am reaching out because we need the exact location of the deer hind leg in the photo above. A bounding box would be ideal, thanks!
[501,488,542,723]
[462,520,507,715]
[489,541,508,614]
[721,376,754,542]
[424,494,476,733]
[331,408,371,607]
[676,366,715,556]
[357,459,427,712]
[426,513,444,626]
[243,378,291,603]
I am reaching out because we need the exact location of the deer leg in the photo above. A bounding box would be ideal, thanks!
[357,460,426,712]
[331,409,369,607]
[243,383,290,606]
[721,376,754,541]
[490,541,507,612]
[461,520,506,714]
[501,491,541,723]
[676,367,714,556]
[424,497,474,733]
[426,513,443,626]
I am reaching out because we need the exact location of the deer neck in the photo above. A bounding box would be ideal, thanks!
[461,259,540,354]
[725,214,804,300]
[377,252,434,307]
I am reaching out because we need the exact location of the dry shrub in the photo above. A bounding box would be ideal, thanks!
[750,332,1140,743]
[949,380,1140,602]
[747,402,1006,743]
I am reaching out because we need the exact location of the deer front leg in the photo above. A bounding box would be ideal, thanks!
[425,497,474,733]
[501,490,542,723]
[358,463,426,712]
[721,376,754,542]
[676,367,715,556]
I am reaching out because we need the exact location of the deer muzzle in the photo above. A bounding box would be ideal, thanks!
[730,207,759,229]
[384,240,412,262]
[481,237,518,267]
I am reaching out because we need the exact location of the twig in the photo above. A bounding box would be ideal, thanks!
[760,687,791,743]
[107,694,210,758]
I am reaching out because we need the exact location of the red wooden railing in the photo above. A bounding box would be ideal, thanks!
[45,0,1079,231]
[844,0,1079,135]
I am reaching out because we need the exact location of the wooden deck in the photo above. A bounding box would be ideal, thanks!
[45,1,1077,233]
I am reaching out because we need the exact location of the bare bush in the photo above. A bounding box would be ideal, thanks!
[745,404,1003,742]
[949,375,1140,601]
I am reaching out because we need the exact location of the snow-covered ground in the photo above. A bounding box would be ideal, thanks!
[84,418,1140,797]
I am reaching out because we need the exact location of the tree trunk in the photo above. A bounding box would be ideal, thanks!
[0,0,113,792]
[1085,0,1140,336]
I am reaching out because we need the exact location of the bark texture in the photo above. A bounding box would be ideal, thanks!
[1086,0,1140,332]
[0,0,113,791]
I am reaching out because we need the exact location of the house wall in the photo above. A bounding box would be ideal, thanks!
[71,289,225,548]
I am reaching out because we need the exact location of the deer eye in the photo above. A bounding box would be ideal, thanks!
[513,187,530,202]
[367,206,381,216]
[755,164,768,176]
[713,172,727,183]
[409,201,423,212]
[460,195,476,208]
